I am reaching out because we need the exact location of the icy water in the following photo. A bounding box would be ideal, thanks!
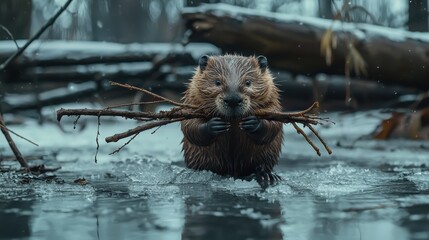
[1,109,429,240]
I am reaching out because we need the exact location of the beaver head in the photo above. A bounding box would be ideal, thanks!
[185,54,277,119]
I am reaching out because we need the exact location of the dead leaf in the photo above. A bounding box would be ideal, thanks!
[320,28,333,66]
[373,108,429,140]
[346,44,367,77]
[373,112,402,140]
[74,178,88,185]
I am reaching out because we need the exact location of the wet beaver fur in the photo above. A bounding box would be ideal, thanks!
[181,54,283,188]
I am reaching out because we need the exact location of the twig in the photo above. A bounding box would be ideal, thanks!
[0,114,28,168]
[94,115,101,163]
[306,124,333,154]
[106,100,167,109]
[0,24,19,50]
[57,108,206,121]
[73,115,81,129]
[291,122,321,156]
[106,118,184,143]
[0,122,39,146]
[0,0,73,70]
[109,133,139,155]
[57,104,332,155]
[344,5,378,25]
[256,102,319,117]
[57,84,332,156]
[29,164,61,175]
[286,101,320,116]
[110,81,197,109]
[57,107,325,125]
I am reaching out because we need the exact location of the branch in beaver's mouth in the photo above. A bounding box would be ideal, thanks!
[222,108,246,119]
[56,81,333,161]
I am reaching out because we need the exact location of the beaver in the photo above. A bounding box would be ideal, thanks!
[181,54,283,188]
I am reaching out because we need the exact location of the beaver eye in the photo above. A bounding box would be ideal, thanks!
[215,79,222,86]
[245,80,251,87]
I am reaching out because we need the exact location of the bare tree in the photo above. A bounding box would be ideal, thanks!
[408,0,428,32]
[318,0,333,19]
[0,0,31,39]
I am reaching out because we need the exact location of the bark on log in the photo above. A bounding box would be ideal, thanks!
[182,4,429,90]
[0,41,219,68]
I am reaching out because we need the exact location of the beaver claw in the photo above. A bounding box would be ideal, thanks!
[204,117,230,136]
[243,166,282,190]
[240,116,261,133]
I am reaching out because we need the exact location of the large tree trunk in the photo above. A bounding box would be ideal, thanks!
[0,0,31,39]
[408,0,428,32]
[182,4,429,90]
[318,0,333,19]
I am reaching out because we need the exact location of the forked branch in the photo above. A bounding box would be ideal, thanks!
[57,82,332,157]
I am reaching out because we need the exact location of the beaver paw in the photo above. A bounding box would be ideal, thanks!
[240,116,261,133]
[244,167,282,190]
[204,117,230,136]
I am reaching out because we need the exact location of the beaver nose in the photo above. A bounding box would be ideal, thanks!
[224,94,243,108]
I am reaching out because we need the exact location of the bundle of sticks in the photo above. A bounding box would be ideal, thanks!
[57,81,332,157]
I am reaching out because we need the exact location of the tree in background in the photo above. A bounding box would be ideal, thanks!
[0,0,31,39]
[408,0,428,31]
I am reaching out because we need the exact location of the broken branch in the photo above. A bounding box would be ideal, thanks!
[292,122,321,156]
[0,114,29,168]
[105,118,184,143]
[307,124,333,154]
[56,108,206,121]
[0,122,39,146]
[57,83,332,158]
[110,81,197,109]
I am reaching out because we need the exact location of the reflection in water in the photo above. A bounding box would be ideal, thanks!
[181,186,283,240]
[1,139,429,240]
[0,200,33,239]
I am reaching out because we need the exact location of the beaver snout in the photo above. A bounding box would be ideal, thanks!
[223,94,243,108]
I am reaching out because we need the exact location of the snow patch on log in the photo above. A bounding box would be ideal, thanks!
[183,3,429,43]
[0,40,221,62]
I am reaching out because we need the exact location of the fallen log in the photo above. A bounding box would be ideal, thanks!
[0,41,219,68]
[3,71,418,113]
[182,4,429,90]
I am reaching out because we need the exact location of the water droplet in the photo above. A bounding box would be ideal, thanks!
[68,83,76,91]
[97,20,103,28]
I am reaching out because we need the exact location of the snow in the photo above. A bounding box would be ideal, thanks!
[0,40,221,61]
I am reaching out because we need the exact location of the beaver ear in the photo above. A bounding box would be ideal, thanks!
[257,55,268,72]
[199,55,209,71]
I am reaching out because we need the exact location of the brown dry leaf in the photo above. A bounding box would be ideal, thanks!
[373,108,429,140]
[320,28,333,66]
[373,112,402,140]
[74,178,88,185]
[331,34,338,49]
[347,44,367,77]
